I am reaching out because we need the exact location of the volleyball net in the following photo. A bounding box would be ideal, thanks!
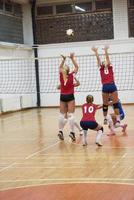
[0,52,134,95]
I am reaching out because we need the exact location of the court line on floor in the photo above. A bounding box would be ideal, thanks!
[0,138,37,141]
[25,141,60,160]
[0,162,16,173]
[0,181,134,192]
[112,153,127,169]
[0,178,134,183]
[0,142,60,172]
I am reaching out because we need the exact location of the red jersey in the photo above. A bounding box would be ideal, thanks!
[81,103,98,121]
[100,64,114,84]
[60,72,74,94]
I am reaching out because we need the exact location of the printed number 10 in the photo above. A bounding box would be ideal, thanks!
[84,106,94,113]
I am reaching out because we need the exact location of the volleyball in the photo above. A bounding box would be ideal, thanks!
[66,29,74,36]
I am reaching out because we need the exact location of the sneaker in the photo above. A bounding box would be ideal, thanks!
[107,132,116,136]
[104,119,107,125]
[69,132,76,142]
[107,125,115,136]
[95,142,103,147]
[122,124,127,132]
[83,141,88,146]
[115,120,120,127]
[58,131,64,140]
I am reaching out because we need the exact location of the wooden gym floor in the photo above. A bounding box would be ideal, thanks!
[0,105,134,200]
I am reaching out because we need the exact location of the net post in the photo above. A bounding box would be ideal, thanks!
[33,46,41,107]
[31,0,41,107]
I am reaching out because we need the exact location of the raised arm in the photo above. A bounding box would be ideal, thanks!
[91,46,101,67]
[59,55,66,73]
[103,46,110,66]
[69,53,79,74]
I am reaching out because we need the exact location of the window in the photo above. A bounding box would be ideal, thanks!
[36,0,113,44]
[95,0,112,11]
[128,0,134,7]
[0,0,3,10]
[14,3,22,16]
[56,4,72,14]
[0,1,22,17]
[5,1,12,13]
[128,0,134,37]
[74,2,92,13]
[37,5,53,15]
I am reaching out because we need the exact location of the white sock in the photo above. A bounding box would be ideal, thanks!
[106,115,115,132]
[116,115,120,122]
[83,130,88,144]
[114,123,124,128]
[68,113,75,132]
[59,113,67,131]
[96,130,103,144]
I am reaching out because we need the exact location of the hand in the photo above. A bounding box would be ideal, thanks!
[57,84,60,90]
[103,46,109,51]
[91,46,98,52]
[61,55,66,60]
[69,53,75,59]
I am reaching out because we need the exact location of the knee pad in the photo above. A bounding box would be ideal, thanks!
[120,113,125,120]
[113,102,119,109]
[68,113,75,120]
[99,127,104,132]
[103,104,108,112]
[59,113,67,123]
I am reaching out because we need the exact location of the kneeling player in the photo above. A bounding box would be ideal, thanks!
[80,95,103,146]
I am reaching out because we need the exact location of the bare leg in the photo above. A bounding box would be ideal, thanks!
[102,92,109,124]
[111,91,120,123]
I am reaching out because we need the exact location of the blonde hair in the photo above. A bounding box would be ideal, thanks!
[63,65,70,74]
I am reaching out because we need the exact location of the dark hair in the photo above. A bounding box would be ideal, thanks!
[86,95,94,103]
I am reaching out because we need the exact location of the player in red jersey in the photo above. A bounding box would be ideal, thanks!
[58,53,80,142]
[80,95,103,146]
[57,77,83,136]
[92,46,120,126]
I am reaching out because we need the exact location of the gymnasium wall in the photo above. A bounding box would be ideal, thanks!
[0,43,37,113]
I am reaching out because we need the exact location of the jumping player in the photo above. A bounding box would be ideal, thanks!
[58,53,79,142]
[80,95,103,146]
[91,46,121,125]
[107,98,127,135]
[57,77,83,136]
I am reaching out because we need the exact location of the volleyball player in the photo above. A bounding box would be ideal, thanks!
[107,98,127,135]
[57,77,83,135]
[80,95,103,146]
[91,46,121,125]
[58,53,79,142]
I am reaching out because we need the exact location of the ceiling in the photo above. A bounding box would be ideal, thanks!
[37,0,75,3]
[11,0,29,3]
[10,0,83,4]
